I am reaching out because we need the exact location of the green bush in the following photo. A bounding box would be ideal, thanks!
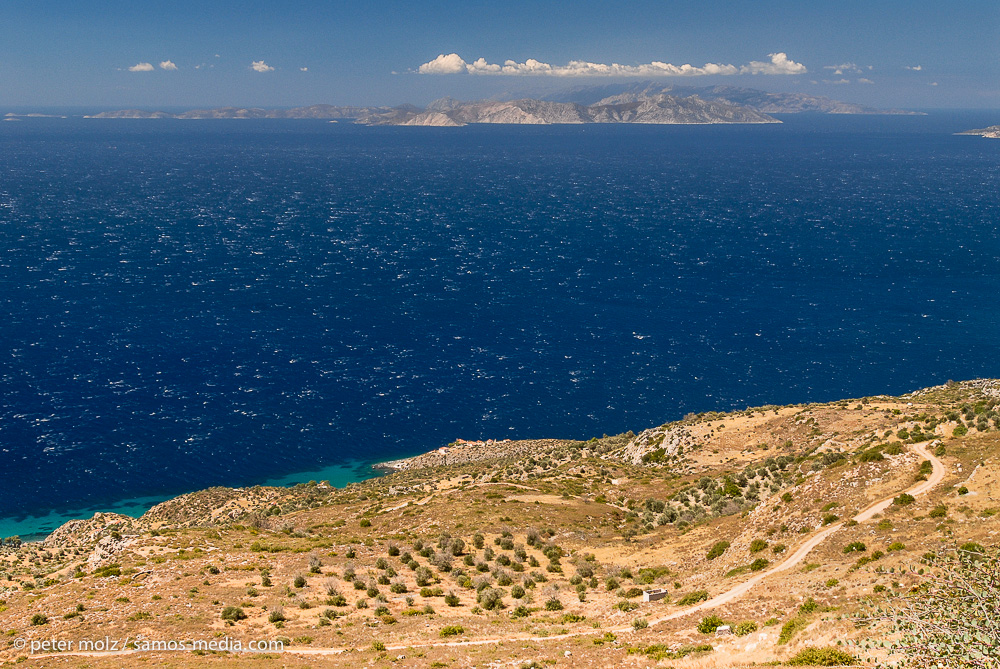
[778,617,808,644]
[31,613,49,626]
[843,541,867,553]
[439,625,464,637]
[221,606,247,621]
[359,519,372,528]
[544,597,564,611]
[734,620,758,636]
[953,425,968,437]
[706,541,730,560]
[677,590,709,606]
[786,647,858,666]
[632,617,649,630]
[893,493,915,506]
[750,558,770,571]
[799,597,819,614]
[859,449,885,462]
[749,539,768,553]
[697,614,727,634]
[929,504,948,518]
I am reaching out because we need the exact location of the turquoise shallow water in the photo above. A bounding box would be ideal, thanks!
[1,111,999,539]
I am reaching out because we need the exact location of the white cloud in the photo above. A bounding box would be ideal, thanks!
[417,52,805,77]
[251,60,274,73]
[905,65,923,71]
[128,62,154,72]
[418,53,468,74]
[823,62,863,75]
[159,60,178,71]
[741,52,808,75]
[300,67,308,72]
[858,78,874,84]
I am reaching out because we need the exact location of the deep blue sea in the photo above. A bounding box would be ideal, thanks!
[1,111,998,539]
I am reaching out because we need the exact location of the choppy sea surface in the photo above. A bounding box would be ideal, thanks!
[1,112,998,539]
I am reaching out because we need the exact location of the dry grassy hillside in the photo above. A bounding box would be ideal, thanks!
[2,379,1000,668]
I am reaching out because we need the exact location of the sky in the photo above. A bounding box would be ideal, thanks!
[0,0,997,110]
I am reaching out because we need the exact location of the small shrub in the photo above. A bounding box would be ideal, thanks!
[544,597,564,611]
[734,620,758,636]
[929,504,948,518]
[633,617,649,630]
[268,608,286,623]
[440,625,464,637]
[511,605,530,619]
[893,493,915,506]
[799,597,819,614]
[371,640,385,651]
[31,613,49,626]
[677,590,709,606]
[843,541,867,553]
[786,647,858,666]
[697,614,727,634]
[706,541,730,560]
[359,519,371,528]
[888,541,905,552]
[221,606,247,621]
[778,617,808,644]
[749,539,768,553]
[750,558,769,571]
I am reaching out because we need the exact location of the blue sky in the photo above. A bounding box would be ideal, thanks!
[1,0,997,110]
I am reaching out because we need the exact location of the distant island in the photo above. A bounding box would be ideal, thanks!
[958,125,1000,138]
[84,84,921,126]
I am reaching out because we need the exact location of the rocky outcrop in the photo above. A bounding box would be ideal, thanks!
[43,512,138,548]
[620,425,697,464]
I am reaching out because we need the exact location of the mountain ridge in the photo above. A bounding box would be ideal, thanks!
[84,85,920,126]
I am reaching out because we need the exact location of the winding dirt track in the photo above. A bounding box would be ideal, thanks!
[31,443,945,659]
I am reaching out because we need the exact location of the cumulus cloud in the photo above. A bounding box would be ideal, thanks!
[300,67,308,72]
[858,78,874,84]
[418,53,468,74]
[417,52,805,77]
[741,52,808,75]
[251,60,275,73]
[905,65,923,71]
[159,60,178,70]
[128,62,155,72]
